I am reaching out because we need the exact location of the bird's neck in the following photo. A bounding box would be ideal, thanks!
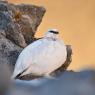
[44,36,57,41]
[44,33,58,41]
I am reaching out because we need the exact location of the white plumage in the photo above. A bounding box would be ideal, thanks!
[12,29,67,79]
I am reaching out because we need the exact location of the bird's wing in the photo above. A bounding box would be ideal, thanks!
[12,39,43,78]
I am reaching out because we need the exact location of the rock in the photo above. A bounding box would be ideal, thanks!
[16,4,46,31]
[0,1,46,46]
[0,63,11,95]
[0,2,9,12]
[15,4,46,44]
[0,4,27,47]
[5,22,27,48]
[10,70,95,95]
[17,14,35,44]
[0,32,22,70]
[0,1,46,70]
[0,11,11,30]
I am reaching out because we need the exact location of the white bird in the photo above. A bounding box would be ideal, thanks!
[12,29,67,79]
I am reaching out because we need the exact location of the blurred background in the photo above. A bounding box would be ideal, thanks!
[8,0,95,71]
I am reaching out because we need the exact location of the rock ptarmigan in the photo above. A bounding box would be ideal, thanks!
[12,29,67,79]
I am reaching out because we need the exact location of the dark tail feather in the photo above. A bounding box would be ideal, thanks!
[15,67,29,79]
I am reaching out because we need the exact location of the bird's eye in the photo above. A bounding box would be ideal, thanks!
[49,31,59,34]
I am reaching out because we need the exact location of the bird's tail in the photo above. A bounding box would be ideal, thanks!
[11,67,29,79]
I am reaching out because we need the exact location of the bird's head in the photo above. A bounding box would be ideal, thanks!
[44,29,59,40]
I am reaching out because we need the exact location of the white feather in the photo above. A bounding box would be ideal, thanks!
[12,30,67,78]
